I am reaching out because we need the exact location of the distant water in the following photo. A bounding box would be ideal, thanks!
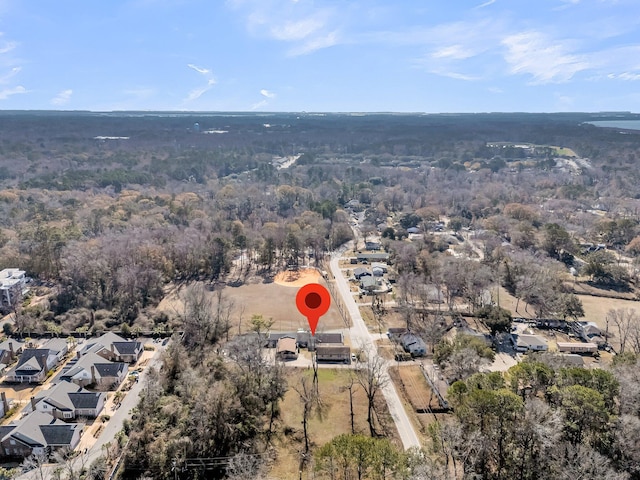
[588,120,640,131]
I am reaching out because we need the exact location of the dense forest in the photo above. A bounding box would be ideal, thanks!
[2,111,640,479]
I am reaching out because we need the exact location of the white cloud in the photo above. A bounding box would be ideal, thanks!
[287,31,338,56]
[502,31,590,83]
[608,72,640,81]
[0,85,26,100]
[431,45,475,60]
[475,0,496,8]
[51,89,73,106]
[270,17,324,41]
[184,63,216,103]
[188,63,211,75]
[229,0,340,56]
[260,89,276,98]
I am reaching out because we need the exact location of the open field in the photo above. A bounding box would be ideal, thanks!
[157,272,347,334]
[270,368,400,479]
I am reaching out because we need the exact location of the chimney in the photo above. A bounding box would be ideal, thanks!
[1,392,8,413]
[90,365,96,384]
[76,351,81,360]
[30,396,36,412]
[8,342,13,354]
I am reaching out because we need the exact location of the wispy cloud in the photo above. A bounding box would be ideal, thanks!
[431,45,475,60]
[0,85,26,100]
[502,31,590,84]
[229,0,340,56]
[251,88,277,110]
[0,40,17,55]
[184,63,216,103]
[475,0,496,9]
[608,72,640,81]
[250,99,268,110]
[51,89,73,106]
[0,66,20,84]
[188,63,211,75]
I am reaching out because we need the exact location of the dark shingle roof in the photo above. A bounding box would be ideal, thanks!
[40,424,79,446]
[68,393,101,409]
[112,341,141,355]
[94,363,126,377]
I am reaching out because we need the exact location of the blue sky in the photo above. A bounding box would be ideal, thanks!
[0,0,639,112]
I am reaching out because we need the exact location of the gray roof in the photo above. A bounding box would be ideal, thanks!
[62,352,126,382]
[10,349,49,376]
[41,338,68,354]
[112,341,142,355]
[2,411,81,448]
[316,345,350,355]
[0,338,23,352]
[34,380,103,412]
[94,362,126,378]
[314,333,343,344]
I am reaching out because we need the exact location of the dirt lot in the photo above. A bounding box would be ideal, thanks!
[389,365,444,435]
[157,269,346,334]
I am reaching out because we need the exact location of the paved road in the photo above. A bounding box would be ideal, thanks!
[329,245,421,450]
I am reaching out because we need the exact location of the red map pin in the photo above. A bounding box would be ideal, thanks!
[296,283,331,336]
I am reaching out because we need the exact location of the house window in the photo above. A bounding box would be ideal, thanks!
[63,412,73,419]
[9,440,15,445]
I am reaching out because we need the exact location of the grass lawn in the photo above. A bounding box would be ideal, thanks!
[269,367,400,479]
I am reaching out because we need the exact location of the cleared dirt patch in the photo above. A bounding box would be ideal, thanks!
[274,267,321,287]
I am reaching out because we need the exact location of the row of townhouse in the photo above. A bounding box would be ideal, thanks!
[0,332,143,461]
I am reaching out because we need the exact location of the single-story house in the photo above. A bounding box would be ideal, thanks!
[372,266,385,277]
[308,332,344,351]
[360,276,378,293]
[61,352,127,390]
[401,333,426,357]
[357,253,390,263]
[512,334,548,353]
[41,338,69,363]
[0,411,82,460]
[266,332,297,349]
[353,267,372,280]
[4,348,60,384]
[80,332,142,364]
[387,328,408,342]
[371,262,388,273]
[276,337,298,360]
[556,342,598,354]
[0,338,24,365]
[365,242,381,251]
[316,346,351,364]
[28,380,106,420]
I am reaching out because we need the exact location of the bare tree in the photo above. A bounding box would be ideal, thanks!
[354,349,389,437]
[607,308,638,354]
[294,375,316,454]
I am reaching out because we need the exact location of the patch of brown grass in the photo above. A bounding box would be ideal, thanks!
[270,367,396,479]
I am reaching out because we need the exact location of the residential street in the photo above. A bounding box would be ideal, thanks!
[329,245,422,450]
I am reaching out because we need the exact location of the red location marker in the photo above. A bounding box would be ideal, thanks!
[296,283,331,336]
